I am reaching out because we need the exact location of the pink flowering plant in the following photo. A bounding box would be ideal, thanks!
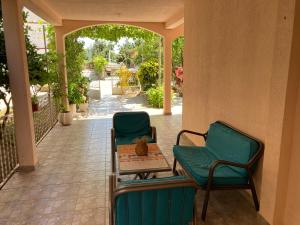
[175,67,184,82]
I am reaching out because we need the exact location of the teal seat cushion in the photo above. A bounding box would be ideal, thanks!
[206,122,259,175]
[173,146,248,187]
[116,135,155,146]
[113,112,152,138]
[115,176,196,225]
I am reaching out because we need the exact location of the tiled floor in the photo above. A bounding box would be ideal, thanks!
[0,114,182,225]
[0,80,269,225]
[0,114,269,225]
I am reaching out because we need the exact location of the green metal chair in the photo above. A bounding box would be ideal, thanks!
[173,121,264,221]
[109,174,197,225]
[111,111,157,172]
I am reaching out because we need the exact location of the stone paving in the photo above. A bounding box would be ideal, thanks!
[81,72,183,118]
[0,77,269,225]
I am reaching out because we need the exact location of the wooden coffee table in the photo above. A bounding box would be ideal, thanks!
[116,143,171,179]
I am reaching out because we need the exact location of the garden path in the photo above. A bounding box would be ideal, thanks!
[81,69,182,118]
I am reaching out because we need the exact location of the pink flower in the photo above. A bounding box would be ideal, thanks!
[175,67,184,81]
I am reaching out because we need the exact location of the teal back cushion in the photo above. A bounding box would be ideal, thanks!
[113,112,151,138]
[206,122,259,174]
[115,179,196,225]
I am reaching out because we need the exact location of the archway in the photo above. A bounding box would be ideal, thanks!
[54,23,167,116]
[54,21,183,115]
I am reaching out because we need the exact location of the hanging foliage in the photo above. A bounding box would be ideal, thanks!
[76,24,159,42]
[0,7,48,117]
[172,36,184,68]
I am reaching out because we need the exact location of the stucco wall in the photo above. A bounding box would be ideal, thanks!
[282,83,300,225]
[183,0,296,223]
[275,0,300,223]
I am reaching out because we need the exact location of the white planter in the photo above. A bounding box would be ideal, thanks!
[69,104,77,114]
[79,103,88,112]
[112,86,122,95]
[58,112,73,126]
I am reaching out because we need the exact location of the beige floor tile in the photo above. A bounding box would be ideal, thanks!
[0,111,269,225]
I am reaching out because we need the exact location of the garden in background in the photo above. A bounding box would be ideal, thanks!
[1,10,185,120]
[0,8,184,184]
[51,25,185,111]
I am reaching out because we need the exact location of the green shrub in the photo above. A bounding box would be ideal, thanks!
[68,82,84,105]
[93,55,108,75]
[137,60,159,91]
[146,86,164,108]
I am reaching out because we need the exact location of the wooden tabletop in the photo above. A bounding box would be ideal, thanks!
[117,143,171,175]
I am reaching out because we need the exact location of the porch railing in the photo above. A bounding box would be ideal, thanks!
[33,94,59,144]
[0,115,18,188]
[0,94,58,188]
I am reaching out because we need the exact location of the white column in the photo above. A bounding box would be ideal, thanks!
[54,27,69,110]
[2,0,37,170]
[163,36,172,115]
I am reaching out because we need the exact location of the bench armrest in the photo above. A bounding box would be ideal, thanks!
[210,160,248,171]
[206,160,249,189]
[248,144,264,168]
[176,130,207,145]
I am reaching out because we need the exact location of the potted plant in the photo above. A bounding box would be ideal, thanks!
[58,105,73,126]
[77,77,90,112]
[51,74,73,126]
[31,94,39,112]
[79,95,88,112]
[68,82,82,114]
[68,101,77,114]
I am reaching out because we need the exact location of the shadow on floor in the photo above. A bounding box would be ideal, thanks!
[196,190,269,225]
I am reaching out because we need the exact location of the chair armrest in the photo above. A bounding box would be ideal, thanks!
[151,126,157,142]
[111,129,117,173]
[111,128,116,151]
[176,130,207,145]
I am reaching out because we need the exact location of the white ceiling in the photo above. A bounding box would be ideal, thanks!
[26,0,184,23]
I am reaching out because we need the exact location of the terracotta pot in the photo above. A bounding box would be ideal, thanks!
[58,112,73,126]
[135,141,148,156]
[32,103,39,112]
[79,103,88,112]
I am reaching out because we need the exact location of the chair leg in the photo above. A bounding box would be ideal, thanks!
[201,188,211,221]
[111,148,115,173]
[193,199,197,225]
[173,159,178,175]
[109,175,115,225]
[249,176,260,211]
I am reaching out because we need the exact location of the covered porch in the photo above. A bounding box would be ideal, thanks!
[2,0,300,225]
[0,113,267,225]
[1,0,183,171]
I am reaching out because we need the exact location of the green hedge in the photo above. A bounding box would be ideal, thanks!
[93,55,108,75]
[146,86,164,108]
[137,60,159,91]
